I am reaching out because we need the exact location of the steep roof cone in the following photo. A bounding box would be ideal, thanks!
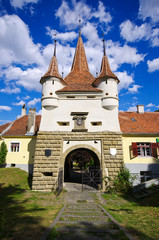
[57,35,101,93]
[40,40,65,83]
[93,39,119,86]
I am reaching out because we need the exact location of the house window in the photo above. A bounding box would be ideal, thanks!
[140,171,152,183]
[132,142,159,157]
[137,143,151,156]
[10,142,20,152]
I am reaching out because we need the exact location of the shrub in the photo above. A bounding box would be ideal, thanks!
[113,166,133,193]
[0,141,8,165]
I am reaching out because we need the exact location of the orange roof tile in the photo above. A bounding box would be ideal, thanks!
[0,115,41,136]
[93,55,119,86]
[119,112,159,134]
[42,56,63,79]
[0,122,11,134]
[58,36,101,93]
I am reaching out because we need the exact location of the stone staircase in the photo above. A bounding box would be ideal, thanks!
[45,202,126,240]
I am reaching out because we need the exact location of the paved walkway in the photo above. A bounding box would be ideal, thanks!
[41,186,134,240]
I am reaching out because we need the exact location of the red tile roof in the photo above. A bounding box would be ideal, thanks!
[93,55,119,86]
[1,112,159,136]
[0,115,41,136]
[40,56,66,84]
[57,36,102,93]
[119,112,159,134]
[0,122,11,135]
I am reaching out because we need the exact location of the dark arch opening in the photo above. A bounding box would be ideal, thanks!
[64,148,101,189]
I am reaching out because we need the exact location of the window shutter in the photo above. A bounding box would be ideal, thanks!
[151,143,159,157]
[132,142,138,157]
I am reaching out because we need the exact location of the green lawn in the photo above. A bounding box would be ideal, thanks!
[102,191,159,240]
[0,168,64,240]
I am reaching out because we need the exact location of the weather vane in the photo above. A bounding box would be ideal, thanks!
[53,33,57,57]
[79,15,81,37]
[102,33,106,56]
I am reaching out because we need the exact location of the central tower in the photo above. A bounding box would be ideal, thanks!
[32,30,123,192]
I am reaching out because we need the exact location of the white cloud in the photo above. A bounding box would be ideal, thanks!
[55,0,112,30]
[120,20,159,47]
[0,105,12,111]
[116,71,134,92]
[106,40,145,71]
[127,106,137,112]
[139,0,159,23]
[13,100,25,106]
[82,22,100,46]
[128,85,142,94]
[0,119,11,124]
[92,1,112,24]
[147,58,159,72]
[23,95,30,100]
[0,86,21,94]
[36,109,42,115]
[46,27,78,42]
[3,66,43,91]
[10,0,39,9]
[27,98,41,107]
[0,14,43,66]
[146,103,155,107]
[120,20,151,42]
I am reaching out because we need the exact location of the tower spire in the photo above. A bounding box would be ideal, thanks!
[103,38,106,56]
[79,18,81,37]
[53,34,57,57]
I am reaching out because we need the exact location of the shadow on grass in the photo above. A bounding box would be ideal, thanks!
[47,221,128,240]
[0,185,45,240]
[121,190,159,208]
[27,173,33,189]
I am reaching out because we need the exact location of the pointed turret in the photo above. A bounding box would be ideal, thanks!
[40,40,66,110]
[93,38,119,111]
[40,40,65,83]
[57,24,101,93]
[93,39,119,86]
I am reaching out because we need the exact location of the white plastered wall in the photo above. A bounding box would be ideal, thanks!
[40,95,120,132]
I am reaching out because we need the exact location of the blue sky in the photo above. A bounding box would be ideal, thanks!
[0,0,159,125]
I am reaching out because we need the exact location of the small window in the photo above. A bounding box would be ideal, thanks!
[67,96,75,98]
[52,80,54,85]
[57,122,69,126]
[140,171,152,183]
[42,172,52,176]
[11,163,16,167]
[10,142,20,152]
[87,96,96,98]
[91,122,102,126]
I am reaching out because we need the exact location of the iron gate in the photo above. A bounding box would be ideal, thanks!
[82,167,102,191]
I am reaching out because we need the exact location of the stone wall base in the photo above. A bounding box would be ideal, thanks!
[32,131,123,192]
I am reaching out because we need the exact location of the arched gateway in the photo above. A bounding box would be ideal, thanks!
[64,148,102,190]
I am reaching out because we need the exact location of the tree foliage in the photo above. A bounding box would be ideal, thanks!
[0,142,8,165]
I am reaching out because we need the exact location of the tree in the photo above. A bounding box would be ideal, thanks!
[0,142,8,165]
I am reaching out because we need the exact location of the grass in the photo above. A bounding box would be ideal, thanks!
[102,191,159,240]
[0,168,64,240]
